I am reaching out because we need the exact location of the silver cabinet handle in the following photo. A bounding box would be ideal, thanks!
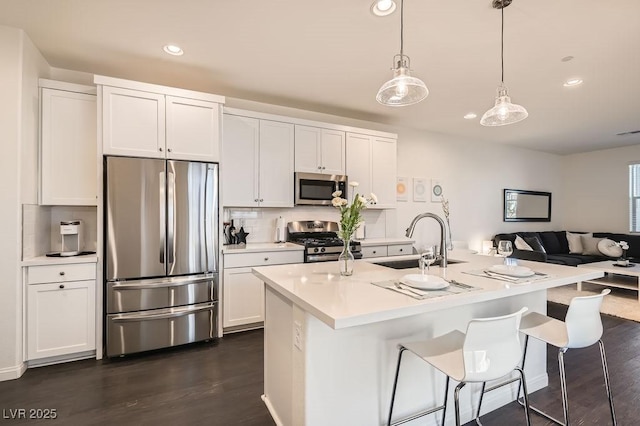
[59,271,65,276]
[260,198,264,202]
[168,148,172,152]
[255,198,259,202]
[264,257,269,262]
[59,284,65,289]
[159,147,163,152]
[399,248,403,252]
[373,251,377,254]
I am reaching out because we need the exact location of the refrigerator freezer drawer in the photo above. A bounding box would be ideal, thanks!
[106,302,217,357]
[106,274,217,314]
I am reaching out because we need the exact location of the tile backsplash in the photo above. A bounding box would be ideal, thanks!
[224,206,390,244]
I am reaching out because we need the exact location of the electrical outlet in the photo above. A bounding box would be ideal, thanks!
[293,320,303,351]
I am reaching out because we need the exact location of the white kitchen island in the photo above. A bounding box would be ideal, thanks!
[252,252,603,426]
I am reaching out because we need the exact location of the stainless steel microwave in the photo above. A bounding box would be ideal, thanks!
[294,172,347,206]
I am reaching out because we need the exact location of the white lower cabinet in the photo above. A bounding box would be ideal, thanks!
[223,249,302,330]
[26,264,96,361]
[223,267,265,329]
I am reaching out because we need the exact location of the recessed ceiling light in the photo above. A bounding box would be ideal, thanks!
[563,78,583,87]
[561,56,574,62]
[371,0,396,16]
[163,44,184,56]
[464,113,477,120]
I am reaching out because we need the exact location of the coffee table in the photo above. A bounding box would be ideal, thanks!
[577,260,640,302]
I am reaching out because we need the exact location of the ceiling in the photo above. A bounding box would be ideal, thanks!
[1,0,639,155]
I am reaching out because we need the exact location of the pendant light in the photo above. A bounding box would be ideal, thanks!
[376,0,428,107]
[480,0,528,126]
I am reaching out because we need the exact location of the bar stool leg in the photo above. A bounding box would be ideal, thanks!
[454,382,466,426]
[558,348,570,426]
[441,376,450,426]
[515,367,532,426]
[598,340,617,426]
[387,346,407,426]
[475,382,487,424]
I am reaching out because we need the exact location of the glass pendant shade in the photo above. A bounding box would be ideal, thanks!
[376,55,428,107]
[480,85,528,126]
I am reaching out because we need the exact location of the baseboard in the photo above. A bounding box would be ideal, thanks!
[262,394,284,426]
[0,362,27,382]
[27,350,96,368]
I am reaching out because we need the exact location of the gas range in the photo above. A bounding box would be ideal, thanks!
[287,221,362,263]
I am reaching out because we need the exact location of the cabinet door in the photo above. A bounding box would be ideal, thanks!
[166,96,220,162]
[222,114,259,207]
[40,88,97,205]
[102,86,165,158]
[27,280,96,360]
[259,120,294,207]
[294,125,321,173]
[320,129,346,175]
[371,137,397,208]
[223,267,264,328]
[346,133,372,198]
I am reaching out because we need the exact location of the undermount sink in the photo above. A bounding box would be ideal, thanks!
[372,258,466,270]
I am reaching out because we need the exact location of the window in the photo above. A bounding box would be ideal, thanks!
[629,164,640,232]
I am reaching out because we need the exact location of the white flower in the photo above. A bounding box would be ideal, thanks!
[619,241,629,250]
[331,197,342,207]
[332,190,342,197]
[349,181,359,188]
[370,193,378,204]
[340,198,348,206]
[358,195,367,204]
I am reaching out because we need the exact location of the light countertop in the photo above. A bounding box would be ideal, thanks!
[22,254,98,266]
[253,251,603,330]
[222,242,304,254]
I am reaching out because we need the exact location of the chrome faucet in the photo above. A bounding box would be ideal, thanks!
[405,212,448,268]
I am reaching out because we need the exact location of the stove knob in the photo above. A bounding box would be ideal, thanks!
[320,247,326,253]
[313,248,319,253]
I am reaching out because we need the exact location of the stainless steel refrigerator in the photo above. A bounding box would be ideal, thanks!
[104,156,218,357]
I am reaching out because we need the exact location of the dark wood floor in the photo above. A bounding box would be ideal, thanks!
[1,303,637,425]
[0,330,274,425]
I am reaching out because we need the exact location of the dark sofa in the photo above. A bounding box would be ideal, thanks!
[492,231,640,266]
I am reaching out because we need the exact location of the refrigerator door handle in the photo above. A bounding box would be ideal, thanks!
[205,166,214,271]
[159,171,166,264]
[167,171,176,266]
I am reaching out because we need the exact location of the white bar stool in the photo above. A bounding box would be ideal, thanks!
[517,289,616,425]
[387,307,531,426]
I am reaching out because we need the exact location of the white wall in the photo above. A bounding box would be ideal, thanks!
[392,128,565,251]
[562,144,640,233]
[0,26,49,381]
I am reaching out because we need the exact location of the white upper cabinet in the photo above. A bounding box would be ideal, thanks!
[346,133,397,209]
[222,115,260,207]
[222,113,294,208]
[294,125,345,175]
[165,96,220,162]
[40,83,97,206]
[102,86,165,158]
[96,75,224,161]
[259,120,295,207]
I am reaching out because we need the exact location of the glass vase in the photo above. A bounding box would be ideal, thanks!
[339,238,355,276]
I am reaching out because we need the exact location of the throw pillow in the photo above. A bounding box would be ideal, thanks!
[581,236,604,255]
[524,236,546,253]
[514,235,533,251]
[566,231,592,254]
[597,238,624,258]
[539,232,561,254]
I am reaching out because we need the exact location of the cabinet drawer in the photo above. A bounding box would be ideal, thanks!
[224,250,303,268]
[388,244,413,256]
[27,263,96,285]
[361,246,388,258]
